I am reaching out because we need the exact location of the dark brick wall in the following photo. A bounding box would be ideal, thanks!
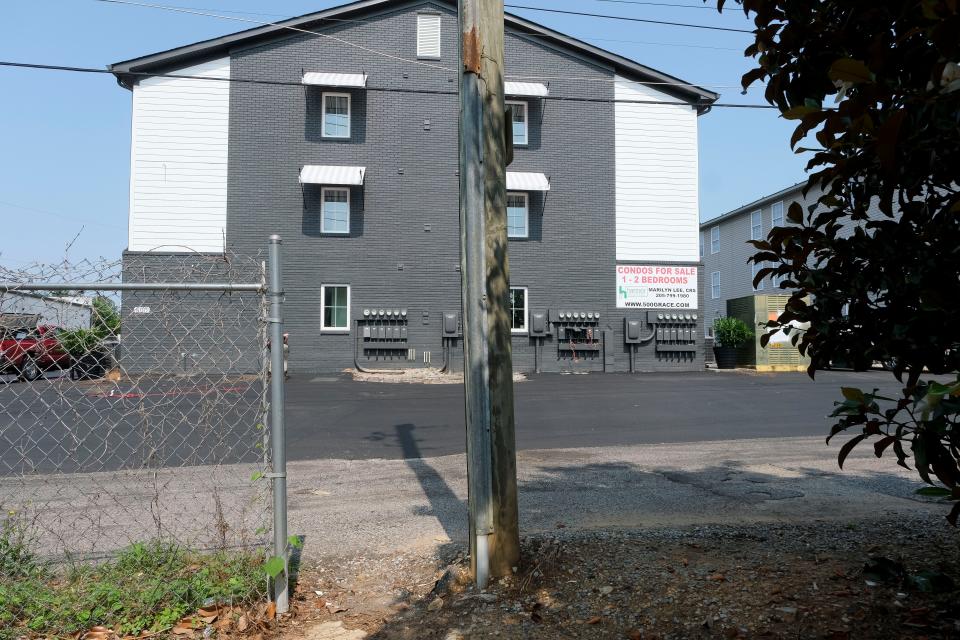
[120,252,263,374]
[129,0,704,374]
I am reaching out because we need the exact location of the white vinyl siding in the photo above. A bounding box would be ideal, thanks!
[128,57,230,253]
[614,76,699,262]
[711,271,720,300]
[321,284,350,332]
[322,92,351,138]
[507,192,528,238]
[416,14,441,58]
[710,226,720,254]
[771,200,784,228]
[510,287,528,333]
[321,188,350,234]
[506,100,528,146]
[750,210,763,240]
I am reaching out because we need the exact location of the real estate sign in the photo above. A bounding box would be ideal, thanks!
[616,265,698,309]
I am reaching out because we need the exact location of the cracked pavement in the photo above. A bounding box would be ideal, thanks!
[286,435,942,562]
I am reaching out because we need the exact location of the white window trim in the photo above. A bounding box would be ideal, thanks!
[771,200,784,228]
[416,14,442,59]
[507,191,529,239]
[320,284,351,333]
[320,187,350,235]
[750,210,763,241]
[506,100,528,146]
[510,286,528,334]
[711,271,721,300]
[321,92,351,139]
[710,226,720,254]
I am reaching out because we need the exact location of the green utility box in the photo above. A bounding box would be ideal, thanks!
[726,294,810,372]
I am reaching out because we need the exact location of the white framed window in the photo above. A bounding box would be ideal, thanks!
[321,284,350,332]
[322,92,351,138]
[710,226,720,254]
[510,287,528,334]
[506,100,528,146]
[752,262,765,291]
[700,232,704,258]
[750,210,763,240]
[711,271,720,300]
[507,192,528,238]
[771,200,784,228]
[417,14,442,58]
[321,187,350,234]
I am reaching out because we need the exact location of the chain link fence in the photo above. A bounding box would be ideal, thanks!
[0,249,285,638]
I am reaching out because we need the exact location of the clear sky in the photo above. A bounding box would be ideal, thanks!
[0,0,808,267]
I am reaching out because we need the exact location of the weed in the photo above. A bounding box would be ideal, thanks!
[0,539,265,639]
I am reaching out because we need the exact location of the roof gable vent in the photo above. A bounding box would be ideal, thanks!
[417,14,441,59]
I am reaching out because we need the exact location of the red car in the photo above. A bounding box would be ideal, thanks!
[0,325,72,381]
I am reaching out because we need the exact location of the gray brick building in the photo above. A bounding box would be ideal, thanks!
[110,0,717,374]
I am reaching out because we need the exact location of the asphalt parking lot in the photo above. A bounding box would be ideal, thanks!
[285,369,909,459]
[0,369,915,474]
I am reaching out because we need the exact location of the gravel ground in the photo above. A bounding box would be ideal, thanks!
[280,514,960,640]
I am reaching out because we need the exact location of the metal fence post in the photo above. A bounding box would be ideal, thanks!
[267,235,289,613]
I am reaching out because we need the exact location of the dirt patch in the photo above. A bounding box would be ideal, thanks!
[347,368,527,385]
[278,515,960,639]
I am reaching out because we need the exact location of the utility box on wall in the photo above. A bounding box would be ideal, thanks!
[726,294,810,372]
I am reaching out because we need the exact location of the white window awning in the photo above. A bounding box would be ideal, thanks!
[506,172,550,192]
[301,72,368,88]
[299,165,366,186]
[505,81,549,97]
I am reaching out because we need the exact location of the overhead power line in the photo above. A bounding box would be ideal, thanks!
[503,5,753,33]
[127,2,743,50]
[93,0,749,89]
[0,61,777,108]
[94,0,458,73]
[593,0,718,9]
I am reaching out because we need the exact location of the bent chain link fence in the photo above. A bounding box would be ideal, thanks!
[0,252,277,638]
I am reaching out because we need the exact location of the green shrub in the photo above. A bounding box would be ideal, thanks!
[713,317,755,348]
[59,296,120,358]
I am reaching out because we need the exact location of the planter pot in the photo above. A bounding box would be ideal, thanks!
[714,345,740,369]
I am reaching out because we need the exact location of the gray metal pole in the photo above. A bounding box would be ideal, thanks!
[267,235,289,613]
[458,0,495,590]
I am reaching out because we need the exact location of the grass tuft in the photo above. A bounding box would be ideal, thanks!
[0,527,265,639]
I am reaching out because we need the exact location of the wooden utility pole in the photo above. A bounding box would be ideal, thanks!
[457,0,520,587]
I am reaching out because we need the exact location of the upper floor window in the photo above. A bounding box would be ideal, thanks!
[510,287,528,333]
[321,284,350,332]
[507,192,528,238]
[750,210,763,241]
[711,271,721,300]
[700,232,704,258]
[710,226,720,254]
[322,93,351,138]
[771,200,784,228]
[417,14,442,58]
[321,187,350,234]
[506,100,528,146]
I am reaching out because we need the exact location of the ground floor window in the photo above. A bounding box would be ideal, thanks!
[510,287,527,333]
[321,284,350,332]
[322,188,350,234]
[507,192,528,238]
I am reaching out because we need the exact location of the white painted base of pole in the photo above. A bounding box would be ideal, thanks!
[475,533,490,590]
